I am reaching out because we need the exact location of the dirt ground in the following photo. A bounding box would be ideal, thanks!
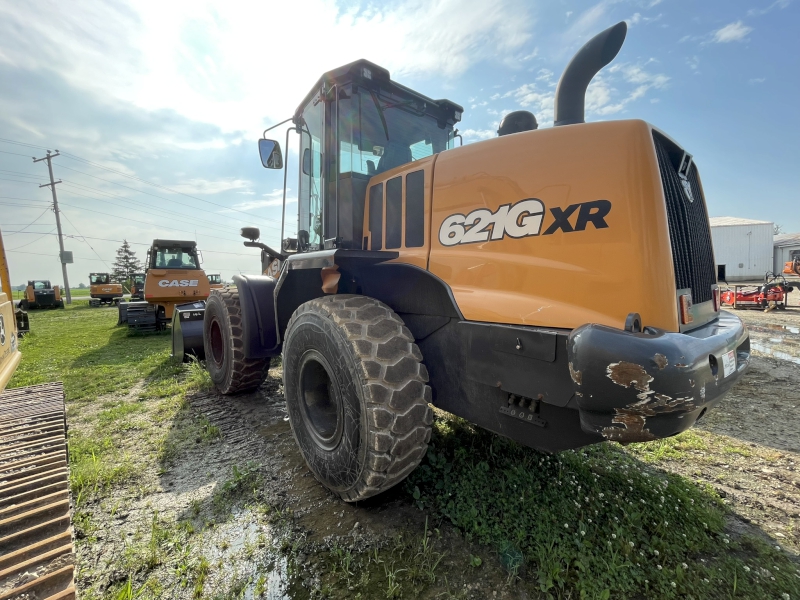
[69,289,800,599]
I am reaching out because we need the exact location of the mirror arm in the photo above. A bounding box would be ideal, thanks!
[263,117,294,138]
[243,241,285,261]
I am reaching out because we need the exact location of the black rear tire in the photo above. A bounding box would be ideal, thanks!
[283,295,433,502]
[204,287,270,394]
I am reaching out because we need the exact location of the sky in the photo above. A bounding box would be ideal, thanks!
[0,0,797,286]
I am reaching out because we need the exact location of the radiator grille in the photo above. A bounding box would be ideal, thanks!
[653,132,716,304]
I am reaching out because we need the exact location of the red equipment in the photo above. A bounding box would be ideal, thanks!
[720,273,794,310]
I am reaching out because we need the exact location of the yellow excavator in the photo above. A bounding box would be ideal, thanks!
[88,272,124,307]
[184,22,749,503]
[118,240,211,332]
[0,227,75,599]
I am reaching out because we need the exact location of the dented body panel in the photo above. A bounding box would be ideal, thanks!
[567,310,749,443]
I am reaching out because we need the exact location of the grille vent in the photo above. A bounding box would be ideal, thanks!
[653,132,716,304]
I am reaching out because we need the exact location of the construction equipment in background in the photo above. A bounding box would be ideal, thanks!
[0,228,76,600]
[118,240,210,332]
[88,272,124,307]
[207,273,224,289]
[200,22,750,503]
[17,280,64,310]
[130,272,146,301]
[784,254,800,277]
[721,272,794,310]
[172,229,283,362]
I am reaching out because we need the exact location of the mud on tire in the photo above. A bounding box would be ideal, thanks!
[283,295,433,502]
[204,287,270,395]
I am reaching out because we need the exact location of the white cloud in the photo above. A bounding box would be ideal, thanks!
[749,77,766,84]
[747,0,790,16]
[712,21,753,43]
[460,129,495,141]
[0,0,535,136]
[628,13,642,26]
[170,178,251,194]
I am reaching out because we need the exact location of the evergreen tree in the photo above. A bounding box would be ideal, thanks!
[112,240,143,290]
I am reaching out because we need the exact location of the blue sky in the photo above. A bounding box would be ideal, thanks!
[0,0,797,285]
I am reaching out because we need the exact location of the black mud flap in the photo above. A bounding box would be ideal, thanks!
[233,274,280,359]
[172,301,207,362]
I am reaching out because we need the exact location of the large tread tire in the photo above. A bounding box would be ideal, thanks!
[204,287,270,395]
[283,295,433,502]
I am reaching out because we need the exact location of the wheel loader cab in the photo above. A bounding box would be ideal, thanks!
[121,240,210,331]
[221,21,752,503]
[261,60,462,254]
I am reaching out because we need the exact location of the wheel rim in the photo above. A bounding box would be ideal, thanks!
[298,351,343,451]
[209,319,224,366]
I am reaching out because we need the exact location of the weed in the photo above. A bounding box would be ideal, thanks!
[406,414,800,599]
[212,462,263,514]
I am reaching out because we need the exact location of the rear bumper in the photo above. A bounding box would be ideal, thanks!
[567,310,749,443]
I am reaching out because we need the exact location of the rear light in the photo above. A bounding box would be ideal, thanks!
[712,288,721,312]
[679,293,694,325]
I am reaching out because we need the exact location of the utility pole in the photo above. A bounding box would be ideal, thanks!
[33,150,71,304]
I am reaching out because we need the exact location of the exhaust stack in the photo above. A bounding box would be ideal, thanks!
[554,21,627,127]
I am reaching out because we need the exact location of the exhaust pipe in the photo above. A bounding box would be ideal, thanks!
[554,21,628,127]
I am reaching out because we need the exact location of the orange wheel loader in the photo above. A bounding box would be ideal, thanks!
[118,240,210,332]
[185,22,749,503]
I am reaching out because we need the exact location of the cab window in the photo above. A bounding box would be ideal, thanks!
[152,247,198,269]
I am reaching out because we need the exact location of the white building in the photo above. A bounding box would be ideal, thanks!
[709,217,774,282]
[774,233,800,277]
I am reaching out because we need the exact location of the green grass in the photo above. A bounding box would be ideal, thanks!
[12,287,91,300]
[9,303,179,401]
[10,304,211,509]
[405,415,800,599]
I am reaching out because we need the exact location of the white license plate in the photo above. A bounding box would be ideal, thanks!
[721,350,736,378]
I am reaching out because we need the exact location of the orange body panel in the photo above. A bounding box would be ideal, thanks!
[363,120,684,332]
[90,283,123,298]
[143,269,210,319]
[784,260,800,277]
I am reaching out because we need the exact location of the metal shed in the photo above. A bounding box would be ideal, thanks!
[709,217,774,282]
[774,232,800,277]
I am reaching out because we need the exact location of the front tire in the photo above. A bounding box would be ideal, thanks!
[283,295,433,502]
[204,287,270,394]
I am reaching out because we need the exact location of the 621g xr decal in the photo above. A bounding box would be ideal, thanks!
[438,199,611,247]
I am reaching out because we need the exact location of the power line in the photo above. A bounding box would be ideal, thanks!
[52,160,282,226]
[8,227,58,251]
[6,248,108,262]
[57,180,259,235]
[59,208,112,270]
[3,207,52,236]
[4,231,256,256]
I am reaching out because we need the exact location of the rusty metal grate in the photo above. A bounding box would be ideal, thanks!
[0,381,76,600]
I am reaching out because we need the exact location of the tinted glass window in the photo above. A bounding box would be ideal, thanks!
[369,183,383,250]
[385,177,402,249]
[339,87,451,177]
[405,170,425,248]
[152,247,198,269]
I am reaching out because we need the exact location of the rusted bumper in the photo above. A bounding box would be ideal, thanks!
[567,311,750,443]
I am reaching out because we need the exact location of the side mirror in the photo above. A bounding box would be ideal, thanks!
[258,139,283,169]
[240,227,260,241]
